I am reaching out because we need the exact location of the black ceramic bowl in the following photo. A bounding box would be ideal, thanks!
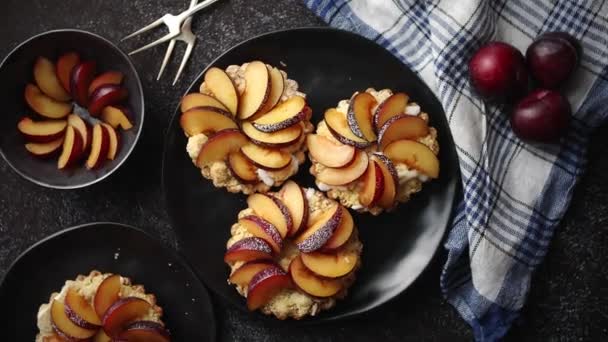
[0,29,144,189]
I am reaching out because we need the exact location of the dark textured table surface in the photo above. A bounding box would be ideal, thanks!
[1,1,606,341]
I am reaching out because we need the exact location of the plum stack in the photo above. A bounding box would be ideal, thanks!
[308,88,440,215]
[18,52,134,170]
[224,180,362,319]
[181,61,314,194]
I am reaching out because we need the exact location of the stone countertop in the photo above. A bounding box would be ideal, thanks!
[0,0,606,341]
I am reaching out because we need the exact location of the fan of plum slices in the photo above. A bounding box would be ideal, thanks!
[307,89,440,215]
[36,270,170,342]
[181,61,313,195]
[224,181,362,319]
[17,52,134,171]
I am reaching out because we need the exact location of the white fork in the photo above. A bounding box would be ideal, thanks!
[122,0,221,56]
[157,0,198,85]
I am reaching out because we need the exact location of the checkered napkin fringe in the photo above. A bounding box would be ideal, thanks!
[304,0,608,340]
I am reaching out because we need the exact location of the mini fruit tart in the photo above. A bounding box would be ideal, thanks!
[224,180,362,319]
[308,88,440,215]
[182,61,314,194]
[36,270,170,342]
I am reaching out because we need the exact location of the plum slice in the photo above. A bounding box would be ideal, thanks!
[295,204,341,253]
[224,237,274,263]
[247,265,292,310]
[289,256,342,297]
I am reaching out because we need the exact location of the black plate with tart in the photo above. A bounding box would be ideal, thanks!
[162,27,460,321]
[0,222,215,341]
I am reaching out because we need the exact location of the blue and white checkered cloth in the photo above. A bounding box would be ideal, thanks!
[304,0,608,340]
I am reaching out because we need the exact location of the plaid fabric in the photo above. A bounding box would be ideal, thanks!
[304,0,608,340]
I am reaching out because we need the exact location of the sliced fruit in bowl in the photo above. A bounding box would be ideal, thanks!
[2,31,142,189]
[20,54,131,174]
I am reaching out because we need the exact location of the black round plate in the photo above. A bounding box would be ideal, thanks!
[0,29,144,189]
[0,222,215,341]
[162,27,460,321]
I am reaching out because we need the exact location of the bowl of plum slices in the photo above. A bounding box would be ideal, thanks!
[0,29,144,189]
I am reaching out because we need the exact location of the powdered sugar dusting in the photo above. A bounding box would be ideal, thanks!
[228,237,272,255]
